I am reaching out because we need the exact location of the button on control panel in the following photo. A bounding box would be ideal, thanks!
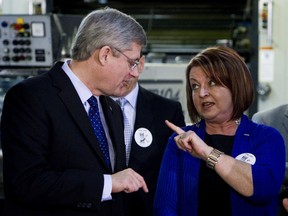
[0,15,53,67]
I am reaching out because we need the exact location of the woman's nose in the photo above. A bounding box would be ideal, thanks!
[199,86,209,97]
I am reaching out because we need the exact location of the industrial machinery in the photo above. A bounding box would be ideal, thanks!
[0,14,60,116]
[0,15,53,68]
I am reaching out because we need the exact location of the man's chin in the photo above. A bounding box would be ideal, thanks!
[112,87,129,98]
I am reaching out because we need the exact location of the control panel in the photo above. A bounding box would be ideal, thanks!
[0,15,53,68]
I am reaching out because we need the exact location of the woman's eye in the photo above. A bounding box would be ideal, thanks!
[191,84,199,90]
[209,80,216,86]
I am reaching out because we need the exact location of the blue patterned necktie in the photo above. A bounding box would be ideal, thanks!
[87,96,111,168]
[117,98,133,166]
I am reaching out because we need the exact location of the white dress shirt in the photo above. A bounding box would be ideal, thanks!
[62,59,113,201]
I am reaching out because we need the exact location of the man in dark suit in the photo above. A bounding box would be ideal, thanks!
[113,71,186,215]
[252,104,288,216]
[0,7,148,216]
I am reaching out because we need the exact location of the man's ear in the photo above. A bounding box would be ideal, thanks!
[97,46,112,66]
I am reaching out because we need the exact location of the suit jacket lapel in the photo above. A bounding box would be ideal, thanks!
[100,96,126,171]
[134,87,153,132]
[49,64,111,170]
[131,87,154,168]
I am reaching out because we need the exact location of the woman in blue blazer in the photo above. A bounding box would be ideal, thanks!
[154,46,285,216]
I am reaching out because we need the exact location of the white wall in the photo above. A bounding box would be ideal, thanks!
[2,0,30,14]
[1,0,45,14]
[257,0,288,112]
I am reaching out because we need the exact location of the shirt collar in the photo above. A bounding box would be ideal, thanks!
[111,83,138,109]
[124,83,139,109]
[62,59,95,104]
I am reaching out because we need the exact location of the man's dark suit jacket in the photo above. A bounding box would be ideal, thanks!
[252,104,288,216]
[0,62,127,216]
[126,86,186,216]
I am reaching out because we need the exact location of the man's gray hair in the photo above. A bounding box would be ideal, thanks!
[71,7,147,60]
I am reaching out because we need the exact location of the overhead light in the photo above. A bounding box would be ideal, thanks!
[83,0,95,3]
[98,0,107,4]
[83,0,107,3]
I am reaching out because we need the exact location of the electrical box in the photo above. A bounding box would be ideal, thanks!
[0,15,53,68]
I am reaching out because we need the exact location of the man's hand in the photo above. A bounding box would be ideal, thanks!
[111,168,149,193]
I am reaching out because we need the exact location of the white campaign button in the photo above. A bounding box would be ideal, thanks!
[134,128,153,148]
[235,153,256,165]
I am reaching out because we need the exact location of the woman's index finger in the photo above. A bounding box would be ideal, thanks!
[165,120,185,135]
